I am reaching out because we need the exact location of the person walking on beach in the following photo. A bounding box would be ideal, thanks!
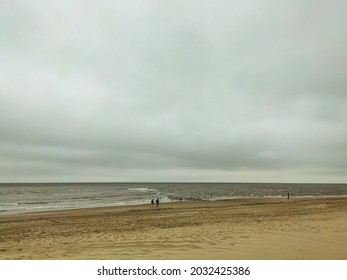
[151,199,154,206]
[156,198,159,207]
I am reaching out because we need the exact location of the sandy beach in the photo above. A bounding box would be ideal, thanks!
[0,197,346,260]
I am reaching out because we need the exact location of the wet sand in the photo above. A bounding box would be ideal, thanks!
[0,197,346,259]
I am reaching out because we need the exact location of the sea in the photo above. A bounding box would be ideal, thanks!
[1,182,347,214]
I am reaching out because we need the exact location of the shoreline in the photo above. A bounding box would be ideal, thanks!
[1,197,346,260]
[2,194,347,216]
[1,197,295,216]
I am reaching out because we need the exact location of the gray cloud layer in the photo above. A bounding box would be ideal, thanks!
[1,0,346,182]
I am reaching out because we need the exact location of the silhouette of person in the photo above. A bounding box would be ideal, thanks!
[151,199,154,206]
[156,198,159,207]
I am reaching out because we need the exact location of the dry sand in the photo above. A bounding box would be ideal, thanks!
[0,197,346,260]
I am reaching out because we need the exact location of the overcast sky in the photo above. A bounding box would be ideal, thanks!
[1,0,346,183]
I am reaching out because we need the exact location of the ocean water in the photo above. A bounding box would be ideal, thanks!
[1,182,347,214]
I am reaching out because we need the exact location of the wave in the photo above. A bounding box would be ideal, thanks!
[0,202,20,206]
[127,187,156,192]
[17,201,50,205]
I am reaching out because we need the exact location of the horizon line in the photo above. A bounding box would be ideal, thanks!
[1,181,346,185]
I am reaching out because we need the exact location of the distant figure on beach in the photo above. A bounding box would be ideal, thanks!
[288,192,290,199]
[156,198,159,207]
[151,199,154,206]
